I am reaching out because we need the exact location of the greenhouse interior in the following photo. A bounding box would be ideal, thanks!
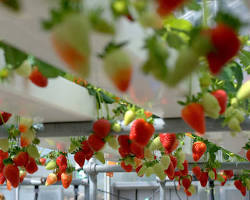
[0,0,249,199]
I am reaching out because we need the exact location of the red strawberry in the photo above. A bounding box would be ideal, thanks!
[39,158,46,166]
[164,162,175,180]
[170,155,177,169]
[103,49,132,92]
[192,141,207,162]
[81,140,94,160]
[234,180,246,196]
[0,112,12,125]
[130,142,144,159]
[74,151,85,168]
[88,134,105,152]
[180,160,188,176]
[56,155,67,173]
[118,135,130,151]
[120,161,133,172]
[246,149,250,161]
[61,172,72,189]
[25,157,38,174]
[206,24,240,75]
[129,119,155,147]
[3,164,19,188]
[159,133,179,154]
[174,171,181,177]
[223,170,234,179]
[182,103,206,134]
[0,172,6,184]
[118,147,130,158]
[182,177,191,190]
[192,166,201,180]
[13,151,29,167]
[0,160,4,173]
[0,150,8,160]
[211,90,227,114]
[29,67,48,88]
[93,119,111,139]
[57,171,62,182]
[200,171,208,187]
[184,188,192,196]
[156,0,186,17]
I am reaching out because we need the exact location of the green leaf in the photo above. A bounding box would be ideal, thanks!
[231,62,243,89]
[186,0,201,11]
[239,50,250,74]
[215,11,242,32]
[1,0,20,11]
[34,60,65,78]
[166,32,184,49]
[164,16,192,32]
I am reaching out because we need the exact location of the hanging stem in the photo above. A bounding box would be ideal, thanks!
[202,0,209,27]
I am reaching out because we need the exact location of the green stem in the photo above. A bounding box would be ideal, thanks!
[202,0,209,27]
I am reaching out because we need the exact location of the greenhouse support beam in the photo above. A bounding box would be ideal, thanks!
[82,162,250,173]
[158,179,167,200]
[86,158,98,200]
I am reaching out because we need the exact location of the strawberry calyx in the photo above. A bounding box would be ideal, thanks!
[3,158,13,166]
[98,41,128,59]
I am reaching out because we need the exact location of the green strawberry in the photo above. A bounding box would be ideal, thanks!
[225,106,234,118]
[160,155,170,169]
[106,135,119,150]
[236,80,250,100]
[176,151,185,164]
[16,60,32,77]
[177,163,184,170]
[27,145,40,159]
[112,123,121,133]
[153,163,165,180]
[234,109,245,123]
[201,93,220,119]
[95,152,105,164]
[123,110,136,126]
[145,167,154,177]
[245,178,250,190]
[149,136,163,151]
[144,148,154,161]
[0,138,9,152]
[45,160,57,170]
[188,185,196,195]
[228,117,241,132]
[137,165,147,177]
[0,68,9,78]
[199,72,211,88]
[208,170,215,180]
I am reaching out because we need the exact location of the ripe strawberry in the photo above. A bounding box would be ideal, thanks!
[29,67,48,87]
[200,171,208,187]
[88,134,105,152]
[103,49,132,92]
[180,160,188,176]
[56,155,67,173]
[156,0,186,17]
[130,142,144,159]
[57,171,62,182]
[220,174,227,186]
[206,24,240,75]
[174,171,181,177]
[51,14,90,78]
[93,119,111,139]
[159,133,179,154]
[0,172,6,184]
[182,177,191,190]
[39,158,46,166]
[118,135,130,150]
[0,150,8,160]
[0,112,12,125]
[3,164,20,188]
[25,157,38,174]
[13,151,29,167]
[0,160,4,173]
[81,140,94,160]
[192,166,201,180]
[184,188,192,196]
[119,147,130,158]
[170,155,177,169]
[129,119,154,147]
[46,173,57,186]
[164,162,175,180]
[223,170,233,179]
[192,141,207,162]
[246,149,250,161]
[181,103,206,134]
[234,180,246,196]
[121,161,133,172]
[61,172,72,189]
[237,80,250,101]
[19,170,27,183]
[74,151,85,168]
[211,90,227,114]
[123,110,136,126]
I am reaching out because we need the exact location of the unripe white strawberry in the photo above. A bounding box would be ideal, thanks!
[201,93,220,119]
[144,148,154,161]
[188,185,196,195]
[149,136,163,151]
[112,123,121,133]
[228,117,241,132]
[123,110,136,126]
[95,152,105,164]
[176,151,185,164]
[16,60,32,77]
[160,155,170,169]
[237,80,250,100]
[153,163,164,177]
[234,109,245,123]
[106,135,119,150]
[145,167,154,177]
